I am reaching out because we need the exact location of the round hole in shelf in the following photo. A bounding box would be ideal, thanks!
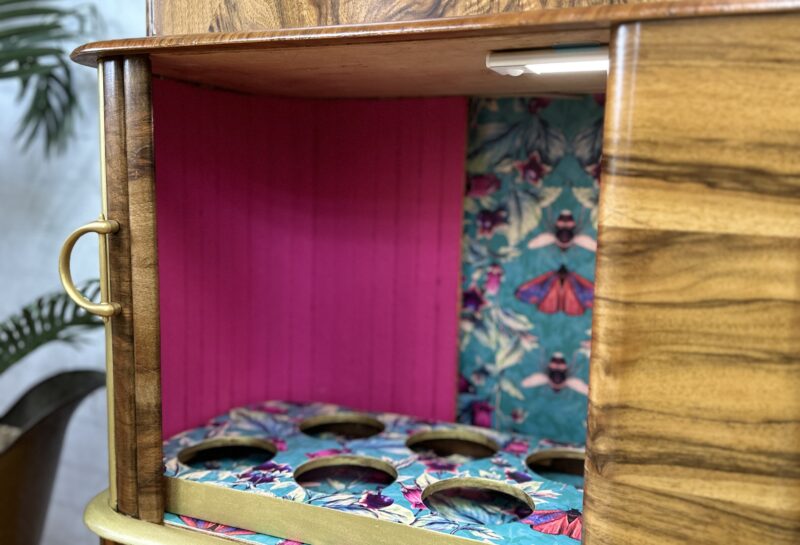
[525,449,585,488]
[177,437,278,470]
[293,455,397,494]
[421,477,534,525]
[298,413,385,440]
[406,429,499,460]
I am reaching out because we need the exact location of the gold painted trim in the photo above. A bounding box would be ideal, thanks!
[177,436,278,465]
[406,428,500,456]
[298,412,385,437]
[97,62,117,510]
[98,62,108,221]
[58,219,121,317]
[167,478,487,545]
[421,477,536,513]
[85,490,233,545]
[293,454,398,485]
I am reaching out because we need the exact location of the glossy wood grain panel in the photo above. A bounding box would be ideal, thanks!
[585,13,800,545]
[102,58,138,518]
[147,0,665,35]
[122,57,164,522]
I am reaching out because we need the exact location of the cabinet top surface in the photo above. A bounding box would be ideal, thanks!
[74,0,799,98]
[72,0,800,67]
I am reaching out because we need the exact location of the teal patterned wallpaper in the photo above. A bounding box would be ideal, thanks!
[458,96,603,446]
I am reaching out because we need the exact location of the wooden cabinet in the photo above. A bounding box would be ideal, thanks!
[61,2,800,544]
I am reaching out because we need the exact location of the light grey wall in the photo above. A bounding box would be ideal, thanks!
[0,2,143,543]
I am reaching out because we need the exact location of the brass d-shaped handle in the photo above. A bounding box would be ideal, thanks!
[58,219,121,317]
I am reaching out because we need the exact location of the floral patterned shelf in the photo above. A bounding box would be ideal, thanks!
[163,400,584,545]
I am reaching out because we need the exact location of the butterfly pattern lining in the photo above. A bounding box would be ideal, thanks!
[459,96,602,445]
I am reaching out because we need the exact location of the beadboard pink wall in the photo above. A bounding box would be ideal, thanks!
[152,79,468,437]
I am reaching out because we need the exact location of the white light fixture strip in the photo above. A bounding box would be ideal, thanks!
[486,46,609,76]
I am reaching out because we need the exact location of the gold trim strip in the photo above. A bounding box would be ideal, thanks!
[85,490,231,545]
[97,61,118,510]
[99,62,108,221]
[166,478,484,545]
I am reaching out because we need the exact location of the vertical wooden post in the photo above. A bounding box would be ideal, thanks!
[103,57,137,517]
[585,13,800,545]
[102,55,164,522]
[124,56,164,522]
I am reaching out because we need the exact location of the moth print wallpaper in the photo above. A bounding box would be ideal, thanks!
[458,96,603,445]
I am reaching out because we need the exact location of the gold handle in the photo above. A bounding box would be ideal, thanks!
[58,219,121,317]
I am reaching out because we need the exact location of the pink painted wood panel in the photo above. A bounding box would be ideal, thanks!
[153,79,467,437]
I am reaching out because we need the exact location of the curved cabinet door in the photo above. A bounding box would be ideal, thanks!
[585,12,800,545]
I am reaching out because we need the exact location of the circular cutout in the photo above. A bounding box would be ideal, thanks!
[177,437,277,470]
[294,455,397,494]
[299,413,385,440]
[407,429,499,460]
[422,477,534,525]
[525,449,585,488]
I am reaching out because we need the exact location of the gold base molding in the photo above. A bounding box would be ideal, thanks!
[166,478,487,545]
[84,490,228,545]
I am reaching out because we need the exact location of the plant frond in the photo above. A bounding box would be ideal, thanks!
[0,279,104,376]
[0,0,100,154]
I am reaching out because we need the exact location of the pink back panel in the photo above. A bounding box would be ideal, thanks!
[153,79,468,437]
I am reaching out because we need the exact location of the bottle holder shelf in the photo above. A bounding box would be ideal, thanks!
[163,401,584,545]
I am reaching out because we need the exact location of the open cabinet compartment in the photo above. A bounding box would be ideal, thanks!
[141,30,605,543]
[153,83,470,435]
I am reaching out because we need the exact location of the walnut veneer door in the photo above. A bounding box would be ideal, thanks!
[585,12,800,545]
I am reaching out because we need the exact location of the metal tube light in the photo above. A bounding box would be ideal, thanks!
[486,46,609,76]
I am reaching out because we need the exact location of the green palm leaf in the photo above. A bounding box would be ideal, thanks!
[0,279,104,375]
[0,0,99,154]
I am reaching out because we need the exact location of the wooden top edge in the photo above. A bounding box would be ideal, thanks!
[72,0,800,67]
